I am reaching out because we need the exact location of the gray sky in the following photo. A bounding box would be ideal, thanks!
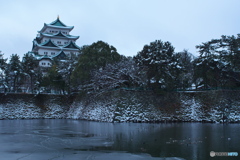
[0,0,239,59]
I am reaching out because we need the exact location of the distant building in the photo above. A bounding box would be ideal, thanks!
[30,16,80,68]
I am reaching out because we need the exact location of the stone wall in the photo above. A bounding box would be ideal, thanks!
[0,90,240,123]
[0,93,71,119]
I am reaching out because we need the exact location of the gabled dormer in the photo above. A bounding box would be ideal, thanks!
[50,17,67,27]
[54,50,67,60]
[39,17,74,33]
[63,41,80,49]
[41,39,58,47]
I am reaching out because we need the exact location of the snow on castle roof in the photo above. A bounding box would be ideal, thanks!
[33,39,80,51]
[39,17,74,33]
[50,17,67,27]
[63,41,80,49]
[40,32,79,40]
[30,49,67,61]
[40,39,58,47]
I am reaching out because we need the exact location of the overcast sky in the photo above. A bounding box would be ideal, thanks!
[0,0,239,59]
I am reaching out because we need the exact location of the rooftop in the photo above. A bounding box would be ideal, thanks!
[40,32,79,40]
[39,17,74,32]
[63,41,80,49]
[41,39,58,47]
[33,39,80,50]
[49,17,67,27]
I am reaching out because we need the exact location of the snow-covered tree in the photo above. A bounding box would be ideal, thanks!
[22,52,38,93]
[41,65,65,94]
[57,53,78,94]
[72,41,121,90]
[134,40,179,91]
[6,54,23,92]
[91,57,146,91]
[0,51,7,92]
[175,50,195,90]
[194,34,240,89]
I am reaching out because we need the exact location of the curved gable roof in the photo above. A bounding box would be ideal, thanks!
[50,18,67,27]
[54,31,66,37]
[53,50,67,59]
[63,41,80,49]
[39,17,74,32]
[41,39,58,47]
[40,32,79,40]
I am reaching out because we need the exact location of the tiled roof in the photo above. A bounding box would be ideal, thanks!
[63,41,80,49]
[41,39,58,47]
[40,32,79,39]
[49,17,67,27]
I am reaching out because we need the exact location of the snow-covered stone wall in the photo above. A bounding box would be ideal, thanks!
[0,90,240,123]
[0,94,69,120]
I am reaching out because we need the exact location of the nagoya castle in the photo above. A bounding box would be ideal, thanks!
[31,16,80,67]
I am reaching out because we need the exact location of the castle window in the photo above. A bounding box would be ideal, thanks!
[57,41,61,44]
[44,52,48,55]
[51,52,55,55]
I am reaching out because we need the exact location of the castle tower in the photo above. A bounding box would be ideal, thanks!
[31,17,80,67]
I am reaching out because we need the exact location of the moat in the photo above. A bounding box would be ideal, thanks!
[0,119,239,160]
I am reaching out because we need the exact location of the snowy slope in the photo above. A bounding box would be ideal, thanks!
[0,90,240,123]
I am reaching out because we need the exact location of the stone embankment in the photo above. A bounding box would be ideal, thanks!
[0,90,240,123]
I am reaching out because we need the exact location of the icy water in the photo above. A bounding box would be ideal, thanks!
[0,120,239,160]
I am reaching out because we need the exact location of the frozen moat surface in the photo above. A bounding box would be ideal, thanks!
[0,119,240,160]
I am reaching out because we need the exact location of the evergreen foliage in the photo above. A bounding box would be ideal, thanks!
[134,40,179,91]
[175,50,195,90]
[1,34,240,94]
[0,52,7,91]
[91,57,146,91]
[194,34,240,89]
[22,53,38,93]
[42,65,65,94]
[56,53,78,94]
[71,41,121,90]
[6,54,22,92]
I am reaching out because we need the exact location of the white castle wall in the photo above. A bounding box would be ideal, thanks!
[44,28,70,35]
[41,37,73,46]
[39,59,52,67]
[38,48,59,57]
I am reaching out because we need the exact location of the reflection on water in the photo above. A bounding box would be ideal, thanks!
[0,119,239,160]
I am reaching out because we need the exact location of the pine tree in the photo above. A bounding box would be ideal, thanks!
[22,52,38,93]
[7,54,22,92]
[134,40,177,91]
[41,65,65,94]
[72,41,121,90]
[91,57,146,91]
[0,51,7,92]
[57,53,78,94]
[175,50,195,90]
[194,34,240,89]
